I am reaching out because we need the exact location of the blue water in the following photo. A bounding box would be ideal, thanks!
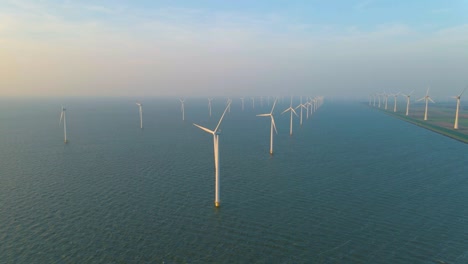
[0,97,467,263]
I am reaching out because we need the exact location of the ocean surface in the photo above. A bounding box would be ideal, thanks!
[0,97,467,263]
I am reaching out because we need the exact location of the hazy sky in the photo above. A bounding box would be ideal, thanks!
[1,0,467,99]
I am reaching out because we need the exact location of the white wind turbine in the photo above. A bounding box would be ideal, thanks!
[193,101,231,208]
[383,92,389,110]
[401,90,414,116]
[179,98,185,121]
[251,97,255,109]
[240,97,245,111]
[453,87,467,129]
[257,98,278,155]
[59,106,68,143]
[295,96,307,126]
[417,88,435,121]
[392,92,400,112]
[282,97,298,136]
[208,98,213,117]
[136,102,143,128]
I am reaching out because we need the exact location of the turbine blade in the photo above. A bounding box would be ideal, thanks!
[459,87,467,97]
[214,101,231,133]
[409,89,415,95]
[291,108,298,117]
[271,116,278,134]
[257,114,270,117]
[428,97,435,103]
[60,111,63,124]
[281,108,290,114]
[416,97,425,102]
[193,123,214,134]
[270,98,277,114]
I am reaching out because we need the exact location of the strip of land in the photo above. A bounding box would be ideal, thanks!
[365,103,468,144]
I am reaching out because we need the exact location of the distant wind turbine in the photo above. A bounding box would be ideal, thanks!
[257,98,278,155]
[417,88,435,121]
[240,97,245,111]
[392,92,400,112]
[59,106,68,143]
[384,92,389,110]
[453,86,467,129]
[401,90,414,116]
[208,98,213,117]
[251,97,255,109]
[282,97,298,136]
[136,102,143,129]
[179,98,185,121]
[193,101,231,207]
[295,96,307,126]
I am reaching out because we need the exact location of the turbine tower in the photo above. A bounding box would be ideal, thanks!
[417,88,435,121]
[453,87,467,129]
[208,98,213,117]
[384,92,389,110]
[393,92,400,112]
[251,97,255,109]
[401,90,414,116]
[240,97,245,111]
[257,98,278,155]
[179,98,185,121]
[59,106,68,143]
[193,101,231,208]
[136,102,143,128]
[282,96,298,136]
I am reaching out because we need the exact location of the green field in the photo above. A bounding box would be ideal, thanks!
[366,101,468,144]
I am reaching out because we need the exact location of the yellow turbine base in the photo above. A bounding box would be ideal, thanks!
[215,202,220,207]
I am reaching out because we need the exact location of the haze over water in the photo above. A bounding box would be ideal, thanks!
[0,98,466,263]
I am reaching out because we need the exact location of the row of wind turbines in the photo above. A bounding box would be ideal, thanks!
[57,96,324,208]
[368,87,467,129]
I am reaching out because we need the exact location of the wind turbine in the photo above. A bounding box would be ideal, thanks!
[251,97,255,109]
[401,90,414,116]
[179,98,185,121]
[208,98,213,117]
[295,96,307,126]
[257,98,278,155]
[378,93,381,108]
[383,92,389,110]
[392,92,400,112]
[193,101,231,207]
[136,102,143,129]
[417,88,435,121]
[240,97,245,111]
[282,97,298,136]
[59,106,68,143]
[453,87,467,129]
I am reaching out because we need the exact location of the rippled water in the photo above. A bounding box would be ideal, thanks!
[0,97,467,263]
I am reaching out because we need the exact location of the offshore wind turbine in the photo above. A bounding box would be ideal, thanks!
[384,92,389,110]
[240,97,245,111]
[251,97,255,109]
[295,96,307,126]
[136,102,143,128]
[257,98,278,155]
[417,88,435,121]
[59,106,68,143]
[193,101,231,208]
[179,98,185,121]
[401,90,414,116]
[392,92,400,112]
[208,98,213,117]
[453,87,467,129]
[282,97,298,136]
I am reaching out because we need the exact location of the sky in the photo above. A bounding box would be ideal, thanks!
[1,0,467,99]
